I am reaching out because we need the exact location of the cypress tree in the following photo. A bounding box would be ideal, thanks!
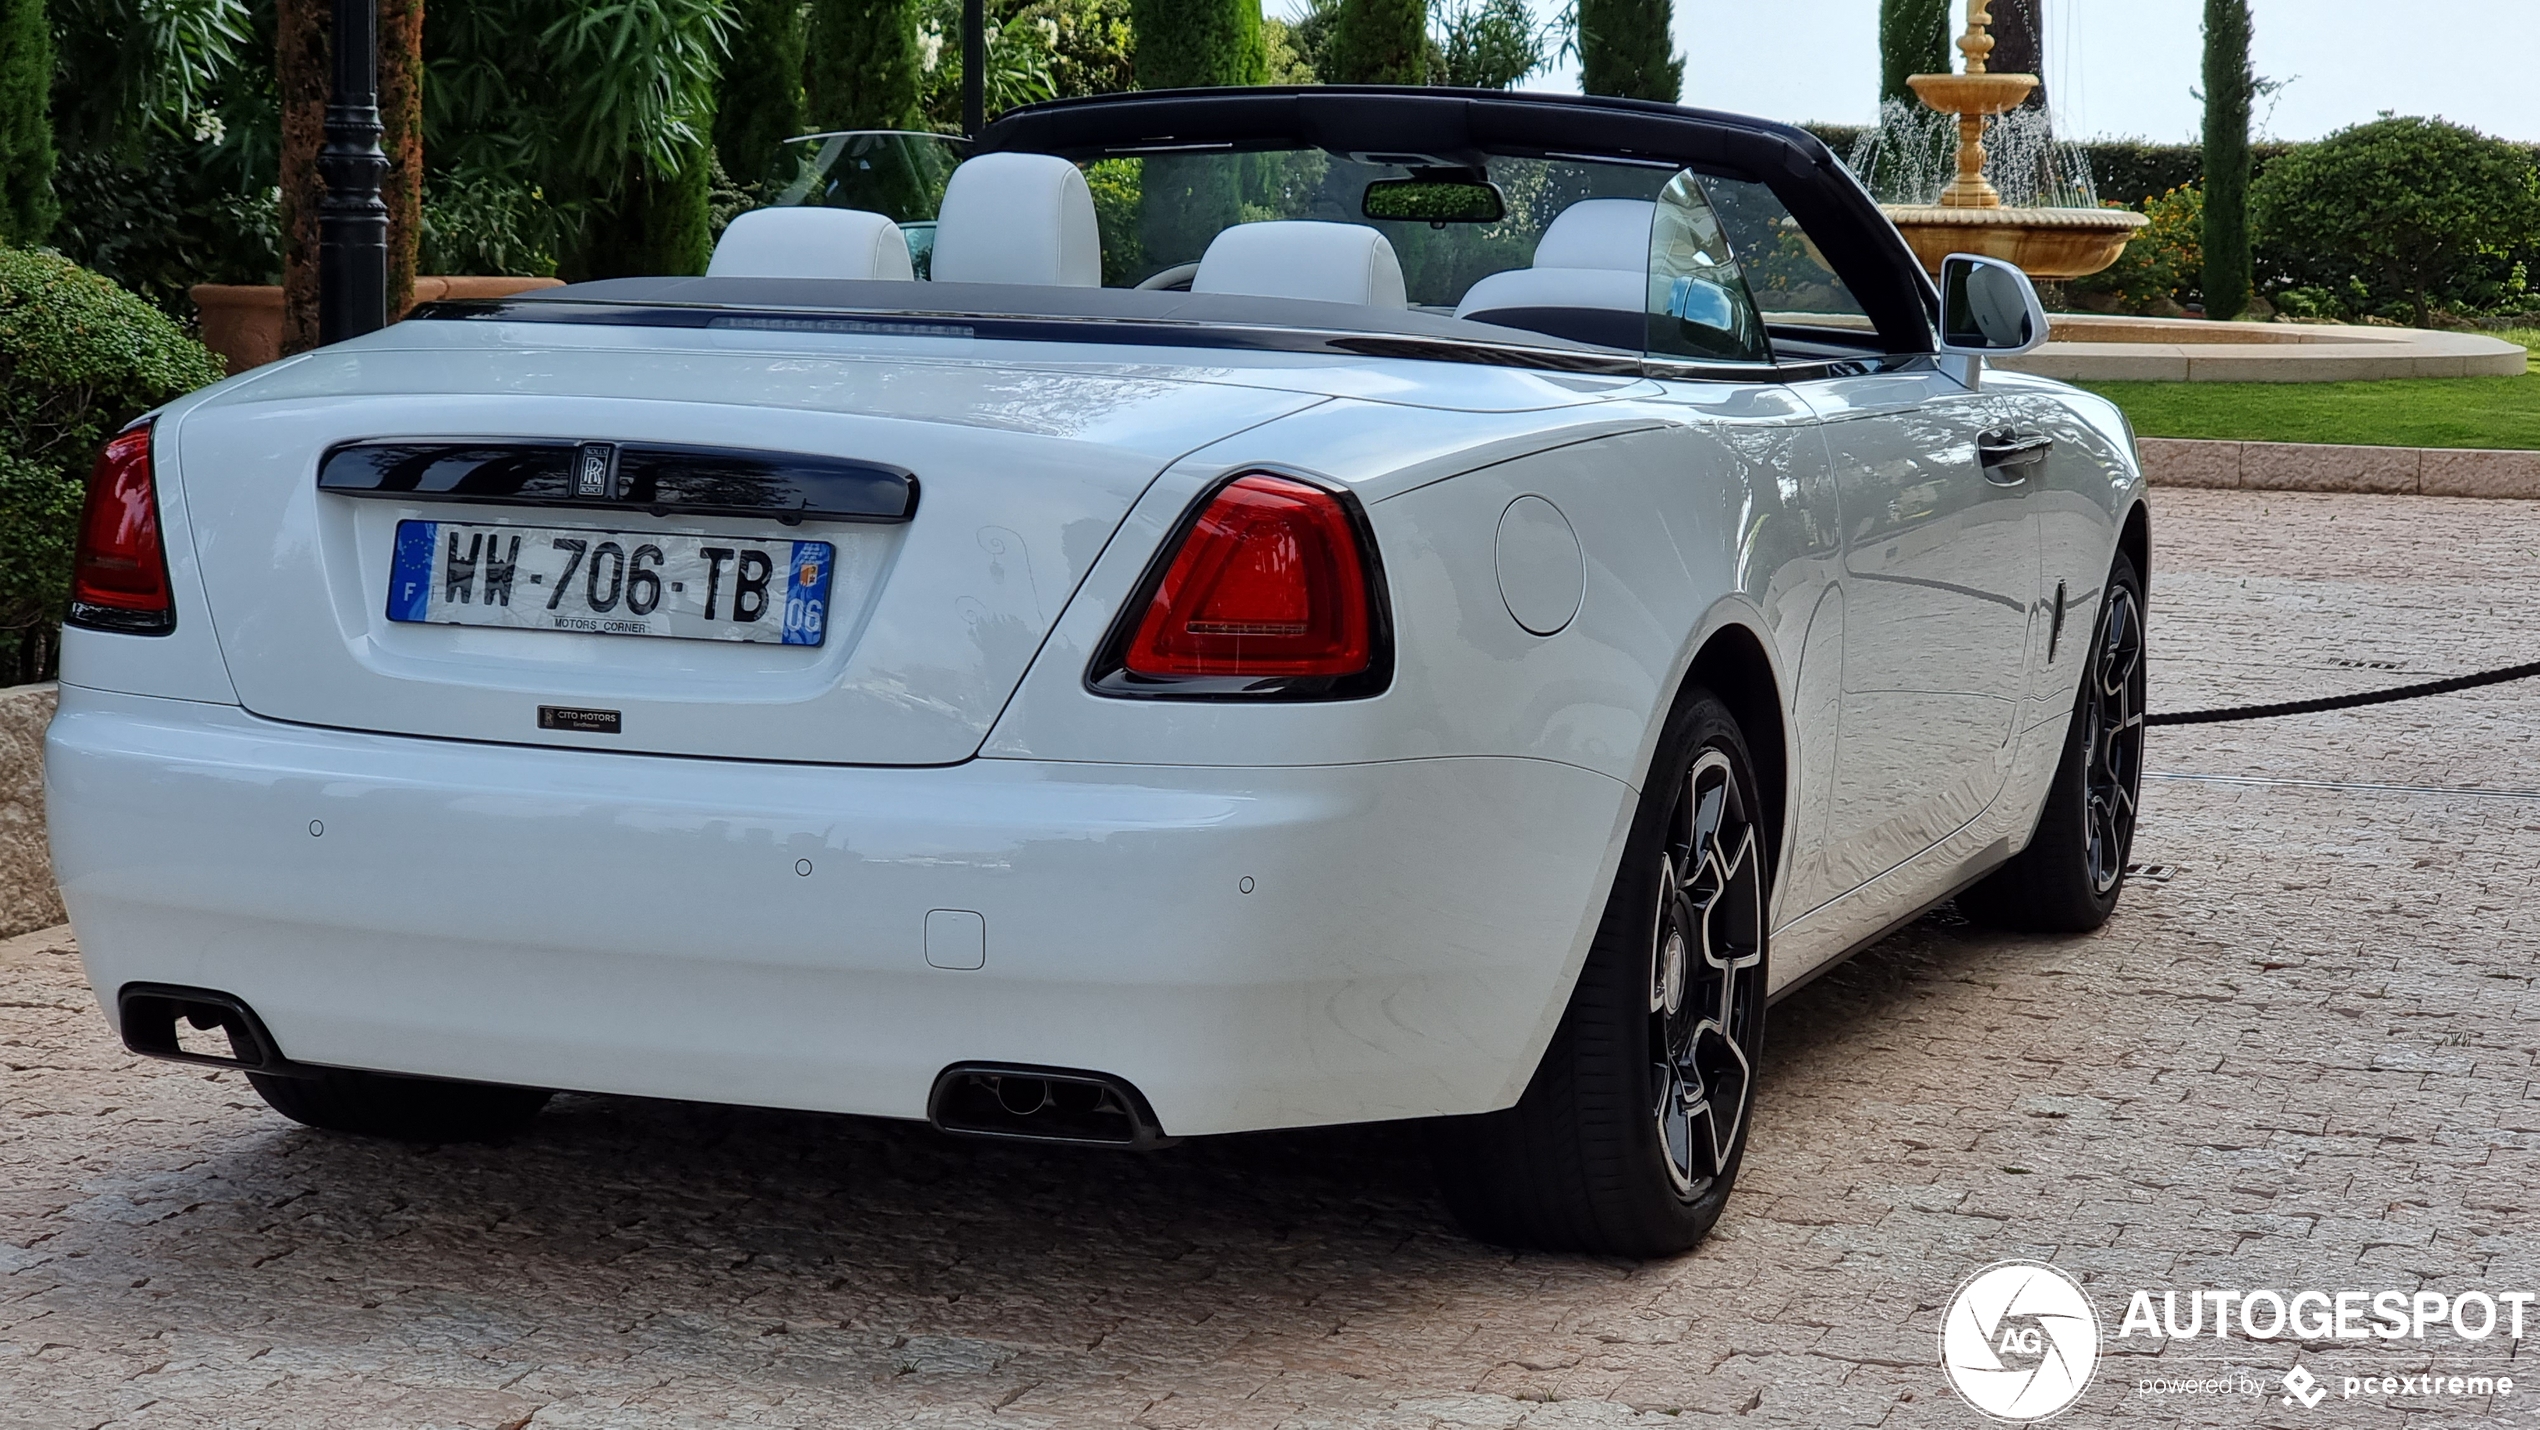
[1576,0,1680,103]
[278,0,327,352]
[381,0,422,306]
[0,0,53,245]
[1988,0,2045,107]
[2201,0,2253,320]
[1131,0,1266,90]
[1324,0,1425,86]
[581,146,717,278]
[1877,0,1951,107]
[717,0,808,193]
[805,0,921,131]
[1131,0,1263,277]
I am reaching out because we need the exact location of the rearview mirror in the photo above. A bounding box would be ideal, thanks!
[1935,254,2051,389]
[1362,175,1507,225]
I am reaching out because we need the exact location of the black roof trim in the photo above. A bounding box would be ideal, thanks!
[981,86,1938,355]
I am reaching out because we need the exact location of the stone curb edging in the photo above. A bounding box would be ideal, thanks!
[2139,437,2540,500]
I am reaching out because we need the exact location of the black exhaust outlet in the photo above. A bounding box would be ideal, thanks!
[116,984,315,1077]
[928,1064,1174,1149]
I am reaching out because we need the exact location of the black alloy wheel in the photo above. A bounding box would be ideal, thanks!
[2079,573,2146,897]
[1433,689,1769,1256]
[1961,548,2148,933]
[1649,748,1767,1201]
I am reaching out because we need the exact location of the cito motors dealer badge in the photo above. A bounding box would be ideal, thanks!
[1941,1261,2103,1421]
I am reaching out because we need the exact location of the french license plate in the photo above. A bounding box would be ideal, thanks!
[388,520,834,645]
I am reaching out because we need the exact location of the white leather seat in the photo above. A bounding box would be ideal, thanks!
[1455,198,1656,320]
[929,153,1103,286]
[707,207,915,281]
[1191,221,1408,308]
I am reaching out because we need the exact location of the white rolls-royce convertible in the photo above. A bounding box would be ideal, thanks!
[49,87,2146,1256]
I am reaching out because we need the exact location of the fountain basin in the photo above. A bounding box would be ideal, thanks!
[1882,204,2150,281]
[1905,72,2035,117]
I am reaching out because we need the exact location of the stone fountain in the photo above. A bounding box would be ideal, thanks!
[1880,0,2145,280]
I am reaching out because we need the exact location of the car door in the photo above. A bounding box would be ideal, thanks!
[1796,372,2041,895]
[1661,170,2044,916]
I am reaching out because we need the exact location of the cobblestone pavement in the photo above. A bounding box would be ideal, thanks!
[4,489,2536,1429]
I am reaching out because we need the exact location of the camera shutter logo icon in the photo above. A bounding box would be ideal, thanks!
[1939,1261,2101,1421]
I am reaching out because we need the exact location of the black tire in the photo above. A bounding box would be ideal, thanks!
[1959,549,2147,933]
[1431,687,1770,1257]
[245,1065,552,1142]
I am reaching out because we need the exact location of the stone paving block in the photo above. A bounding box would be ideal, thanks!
[4,487,2540,1425]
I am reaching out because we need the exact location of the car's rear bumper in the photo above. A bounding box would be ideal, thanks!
[48,685,1632,1136]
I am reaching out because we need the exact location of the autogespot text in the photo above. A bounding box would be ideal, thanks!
[2116,1288,2533,1343]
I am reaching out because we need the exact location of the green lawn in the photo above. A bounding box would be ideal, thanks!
[2077,329,2540,451]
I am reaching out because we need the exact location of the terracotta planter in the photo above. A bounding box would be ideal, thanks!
[190,284,285,376]
[189,276,567,376]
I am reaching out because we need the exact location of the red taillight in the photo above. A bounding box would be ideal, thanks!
[1123,474,1375,681]
[69,424,175,634]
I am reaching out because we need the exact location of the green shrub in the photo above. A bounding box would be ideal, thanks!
[1083,156,1145,285]
[2066,185,2203,315]
[1034,0,1137,98]
[0,248,224,679]
[2252,116,2540,326]
[914,0,1059,129]
[1432,0,1555,89]
[420,170,562,278]
[49,134,280,319]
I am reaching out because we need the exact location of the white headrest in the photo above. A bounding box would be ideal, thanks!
[929,153,1102,286]
[1455,266,1649,319]
[1532,199,1657,272]
[1191,221,1408,308]
[707,207,914,281]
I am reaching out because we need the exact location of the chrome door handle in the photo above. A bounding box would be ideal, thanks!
[1976,428,2053,484]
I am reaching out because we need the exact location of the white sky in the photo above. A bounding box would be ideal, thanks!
[1269,0,2540,143]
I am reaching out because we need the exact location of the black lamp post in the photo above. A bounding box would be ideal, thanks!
[317,0,390,344]
[962,0,985,137]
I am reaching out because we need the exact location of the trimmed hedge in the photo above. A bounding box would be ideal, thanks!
[2252,116,2540,326]
[0,249,225,680]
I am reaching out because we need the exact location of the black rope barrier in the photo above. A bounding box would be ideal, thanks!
[2149,660,2540,727]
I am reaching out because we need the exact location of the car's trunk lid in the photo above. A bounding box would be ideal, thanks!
[171,345,1322,764]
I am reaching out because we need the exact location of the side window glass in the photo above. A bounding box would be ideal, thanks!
[1647,171,1772,364]
[1696,175,1874,332]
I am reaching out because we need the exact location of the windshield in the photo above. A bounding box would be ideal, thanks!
[739,137,1877,367]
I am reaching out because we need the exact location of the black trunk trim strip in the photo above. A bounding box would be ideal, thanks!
[317,439,917,524]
